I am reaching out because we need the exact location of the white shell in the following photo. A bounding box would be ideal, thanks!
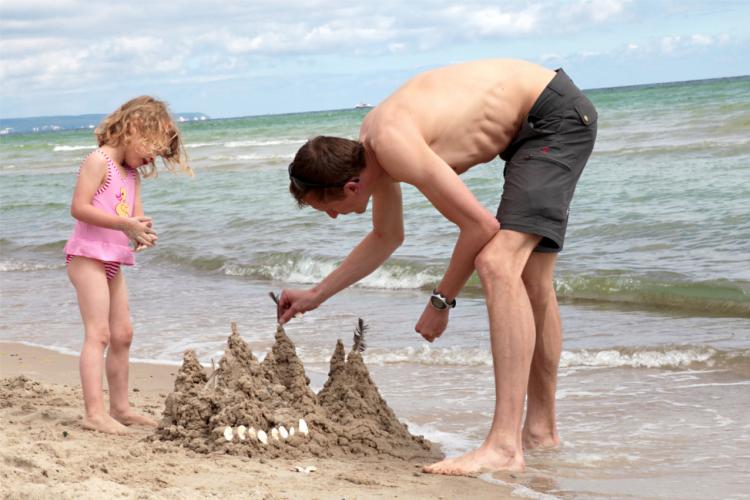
[223,426,233,442]
[289,426,295,437]
[279,426,289,440]
[237,425,247,441]
[293,465,317,474]
[271,427,280,441]
[248,427,257,440]
[257,430,268,445]
[298,418,309,436]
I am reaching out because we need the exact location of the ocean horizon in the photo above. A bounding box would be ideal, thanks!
[2,72,748,128]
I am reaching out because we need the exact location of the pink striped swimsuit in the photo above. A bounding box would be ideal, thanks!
[64,150,137,280]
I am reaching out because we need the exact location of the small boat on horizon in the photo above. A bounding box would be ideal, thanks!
[354,102,373,109]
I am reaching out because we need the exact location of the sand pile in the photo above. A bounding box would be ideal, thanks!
[155,322,439,462]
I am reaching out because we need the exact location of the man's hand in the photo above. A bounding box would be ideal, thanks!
[123,216,157,248]
[415,303,449,342]
[277,289,322,324]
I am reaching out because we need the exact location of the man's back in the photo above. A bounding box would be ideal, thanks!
[361,59,555,172]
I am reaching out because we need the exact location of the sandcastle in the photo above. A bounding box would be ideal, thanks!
[154,321,440,462]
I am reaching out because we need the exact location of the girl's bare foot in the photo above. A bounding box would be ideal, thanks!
[423,444,524,476]
[82,414,130,434]
[111,410,158,427]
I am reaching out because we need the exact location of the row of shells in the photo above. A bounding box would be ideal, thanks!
[222,418,309,445]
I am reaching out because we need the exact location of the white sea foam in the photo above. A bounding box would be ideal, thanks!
[403,421,477,457]
[224,139,301,148]
[52,145,94,152]
[0,260,63,272]
[297,345,724,369]
[236,153,294,161]
[224,256,441,290]
[478,473,561,500]
[559,348,716,369]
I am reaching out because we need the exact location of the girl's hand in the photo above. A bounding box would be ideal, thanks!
[123,216,157,248]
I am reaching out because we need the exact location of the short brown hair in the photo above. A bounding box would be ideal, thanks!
[288,136,365,207]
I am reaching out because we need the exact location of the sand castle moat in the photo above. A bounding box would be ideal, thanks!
[155,322,441,462]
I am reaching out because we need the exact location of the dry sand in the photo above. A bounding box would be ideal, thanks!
[0,339,513,499]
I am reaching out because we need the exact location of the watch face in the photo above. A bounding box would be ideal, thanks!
[430,295,447,310]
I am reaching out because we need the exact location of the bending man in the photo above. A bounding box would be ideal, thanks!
[277,59,597,475]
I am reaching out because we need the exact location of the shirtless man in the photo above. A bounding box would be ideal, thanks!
[277,59,597,475]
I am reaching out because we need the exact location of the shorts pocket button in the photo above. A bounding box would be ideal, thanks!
[583,114,590,123]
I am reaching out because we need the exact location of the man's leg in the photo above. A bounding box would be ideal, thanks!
[424,229,540,475]
[522,252,561,449]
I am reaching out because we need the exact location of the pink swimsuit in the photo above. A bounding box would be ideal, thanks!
[64,150,137,280]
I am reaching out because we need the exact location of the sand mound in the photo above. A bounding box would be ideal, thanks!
[155,322,438,462]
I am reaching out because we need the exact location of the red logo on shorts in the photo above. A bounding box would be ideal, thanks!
[541,146,550,154]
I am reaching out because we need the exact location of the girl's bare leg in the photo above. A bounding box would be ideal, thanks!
[67,257,129,434]
[106,270,157,427]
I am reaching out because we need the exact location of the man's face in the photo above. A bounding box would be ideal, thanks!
[303,184,369,219]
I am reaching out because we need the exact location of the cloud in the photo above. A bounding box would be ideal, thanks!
[0,0,746,117]
[659,33,732,54]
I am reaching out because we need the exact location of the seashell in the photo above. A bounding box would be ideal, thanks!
[223,426,233,442]
[271,427,280,441]
[257,430,268,445]
[237,425,247,441]
[289,426,295,437]
[279,425,289,440]
[298,418,309,436]
[248,427,257,440]
[292,465,317,474]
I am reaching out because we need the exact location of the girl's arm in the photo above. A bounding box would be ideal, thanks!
[132,171,145,218]
[130,171,156,251]
[70,153,156,247]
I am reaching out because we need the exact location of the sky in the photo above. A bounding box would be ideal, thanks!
[1,0,748,119]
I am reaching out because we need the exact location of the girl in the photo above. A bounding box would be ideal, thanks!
[64,96,191,434]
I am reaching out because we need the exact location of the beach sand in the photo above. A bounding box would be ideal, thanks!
[0,341,512,499]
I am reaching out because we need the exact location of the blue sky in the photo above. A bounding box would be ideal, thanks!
[1,0,748,118]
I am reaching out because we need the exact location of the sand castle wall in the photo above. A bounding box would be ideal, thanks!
[155,323,440,462]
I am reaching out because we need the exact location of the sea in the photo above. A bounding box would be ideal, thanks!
[1,76,749,499]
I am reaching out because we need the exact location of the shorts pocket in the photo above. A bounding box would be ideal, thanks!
[500,156,575,223]
[573,96,598,126]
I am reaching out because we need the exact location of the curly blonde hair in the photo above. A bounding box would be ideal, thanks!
[95,96,192,178]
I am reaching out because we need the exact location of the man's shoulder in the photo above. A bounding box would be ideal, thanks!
[361,104,420,145]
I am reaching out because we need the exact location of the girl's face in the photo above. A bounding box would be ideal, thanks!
[123,133,170,169]
[123,145,153,169]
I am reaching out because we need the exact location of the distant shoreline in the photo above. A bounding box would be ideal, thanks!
[2,74,747,131]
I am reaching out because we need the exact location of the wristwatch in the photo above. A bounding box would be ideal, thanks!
[430,289,456,310]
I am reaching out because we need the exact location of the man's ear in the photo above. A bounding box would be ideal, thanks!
[344,179,360,194]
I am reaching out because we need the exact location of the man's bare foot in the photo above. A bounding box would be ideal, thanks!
[423,445,524,476]
[522,430,560,450]
[111,410,158,427]
[82,414,130,434]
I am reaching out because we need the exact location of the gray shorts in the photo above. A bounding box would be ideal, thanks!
[497,69,598,252]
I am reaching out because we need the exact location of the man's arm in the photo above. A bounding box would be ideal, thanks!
[277,180,404,324]
[311,180,404,302]
[367,120,500,338]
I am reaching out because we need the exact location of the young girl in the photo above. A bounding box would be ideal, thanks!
[64,96,191,434]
